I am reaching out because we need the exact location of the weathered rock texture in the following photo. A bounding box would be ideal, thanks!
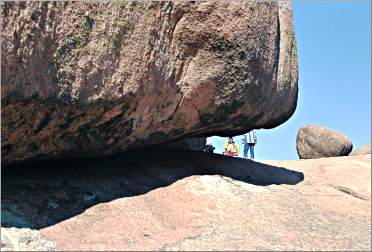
[296,125,353,159]
[1,1,298,165]
[1,150,370,250]
[1,228,57,251]
[161,137,206,151]
[350,142,371,156]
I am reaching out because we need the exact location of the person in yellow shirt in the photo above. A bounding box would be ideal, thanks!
[223,137,240,157]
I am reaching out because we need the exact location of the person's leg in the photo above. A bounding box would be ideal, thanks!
[246,144,252,159]
[243,143,248,158]
[250,144,255,159]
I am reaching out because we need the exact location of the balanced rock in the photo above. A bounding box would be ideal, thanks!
[296,125,353,159]
[1,1,298,165]
[349,143,371,156]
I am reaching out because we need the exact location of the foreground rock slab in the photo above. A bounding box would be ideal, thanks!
[296,124,353,159]
[1,149,370,251]
[1,1,298,165]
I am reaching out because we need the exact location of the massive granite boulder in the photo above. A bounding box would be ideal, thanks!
[296,125,353,159]
[349,143,371,156]
[159,137,207,151]
[1,1,298,165]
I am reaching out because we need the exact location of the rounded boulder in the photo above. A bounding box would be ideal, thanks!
[296,125,353,159]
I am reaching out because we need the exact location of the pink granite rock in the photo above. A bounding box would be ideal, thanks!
[350,143,371,156]
[1,150,370,250]
[1,1,298,165]
[296,125,353,159]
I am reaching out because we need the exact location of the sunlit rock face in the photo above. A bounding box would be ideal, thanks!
[1,1,298,165]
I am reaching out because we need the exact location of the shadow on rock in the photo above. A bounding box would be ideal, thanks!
[1,148,304,229]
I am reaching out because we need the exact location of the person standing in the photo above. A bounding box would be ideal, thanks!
[242,130,257,159]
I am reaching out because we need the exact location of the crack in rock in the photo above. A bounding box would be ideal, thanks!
[333,186,368,201]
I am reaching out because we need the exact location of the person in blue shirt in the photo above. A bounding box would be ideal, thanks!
[242,130,257,159]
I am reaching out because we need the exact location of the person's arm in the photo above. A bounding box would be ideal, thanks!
[233,144,239,156]
[253,131,257,145]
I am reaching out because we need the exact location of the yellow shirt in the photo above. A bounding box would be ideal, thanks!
[223,143,240,155]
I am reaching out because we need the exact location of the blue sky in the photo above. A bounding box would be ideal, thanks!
[209,1,371,160]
